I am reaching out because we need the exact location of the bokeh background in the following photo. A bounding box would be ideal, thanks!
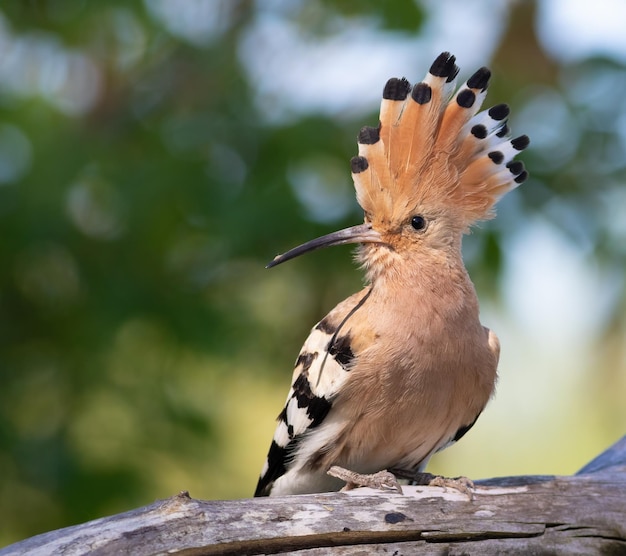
[1,0,626,547]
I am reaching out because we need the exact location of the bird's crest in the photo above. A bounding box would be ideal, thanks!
[351,52,528,230]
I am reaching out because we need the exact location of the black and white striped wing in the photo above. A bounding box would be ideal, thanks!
[254,312,356,496]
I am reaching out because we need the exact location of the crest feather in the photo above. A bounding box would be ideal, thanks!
[351,52,529,228]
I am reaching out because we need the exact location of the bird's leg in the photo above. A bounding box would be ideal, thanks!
[390,468,475,500]
[327,466,404,494]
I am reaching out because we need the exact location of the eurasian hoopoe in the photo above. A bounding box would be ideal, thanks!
[255,52,529,497]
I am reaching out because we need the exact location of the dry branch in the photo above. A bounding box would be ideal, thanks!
[2,436,625,555]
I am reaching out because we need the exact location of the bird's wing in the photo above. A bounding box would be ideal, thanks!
[254,288,371,496]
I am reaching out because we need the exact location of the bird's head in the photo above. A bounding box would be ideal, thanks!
[267,52,528,277]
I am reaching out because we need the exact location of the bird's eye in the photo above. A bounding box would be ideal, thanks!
[410,215,427,231]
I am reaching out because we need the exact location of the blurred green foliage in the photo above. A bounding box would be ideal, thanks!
[0,0,625,547]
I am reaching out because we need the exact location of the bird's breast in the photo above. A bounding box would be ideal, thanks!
[324,285,498,471]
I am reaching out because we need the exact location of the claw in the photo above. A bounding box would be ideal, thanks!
[429,475,475,500]
[390,468,475,500]
[327,466,404,494]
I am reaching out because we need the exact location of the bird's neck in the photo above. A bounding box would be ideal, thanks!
[361,242,478,313]
[362,240,470,284]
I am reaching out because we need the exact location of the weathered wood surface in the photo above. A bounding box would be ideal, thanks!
[2,436,625,555]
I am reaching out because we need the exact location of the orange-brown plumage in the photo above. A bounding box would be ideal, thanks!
[352,53,527,233]
[256,52,528,497]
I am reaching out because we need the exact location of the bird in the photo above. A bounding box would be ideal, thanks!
[254,52,529,497]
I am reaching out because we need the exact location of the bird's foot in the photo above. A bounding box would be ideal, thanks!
[327,466,404,494]
[428,475,474,499]
[391,469,474,500]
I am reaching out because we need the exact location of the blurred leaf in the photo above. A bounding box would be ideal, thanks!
[321,0,424,32]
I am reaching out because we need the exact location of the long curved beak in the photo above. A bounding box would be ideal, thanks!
[267,223,383,268]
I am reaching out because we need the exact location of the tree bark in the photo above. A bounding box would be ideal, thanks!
[2,436,625,555]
